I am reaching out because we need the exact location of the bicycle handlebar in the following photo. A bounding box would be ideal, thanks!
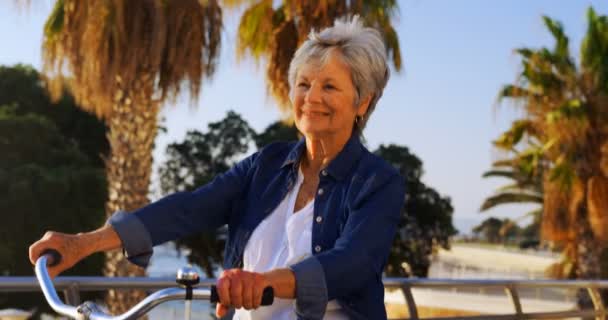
[36,254,83,319]
[35,250,274,320]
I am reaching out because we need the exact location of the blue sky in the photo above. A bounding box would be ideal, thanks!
[2,1,607,233]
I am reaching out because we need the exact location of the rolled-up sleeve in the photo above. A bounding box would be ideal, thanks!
[107,211,154,268]
[105,151,259,267]
[290,173,405,316]
[289,256,328,319]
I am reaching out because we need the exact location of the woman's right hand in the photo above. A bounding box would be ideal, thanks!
[29,231,87,278]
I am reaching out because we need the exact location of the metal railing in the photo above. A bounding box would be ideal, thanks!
[1,276,607,319]
[383,278,607,320]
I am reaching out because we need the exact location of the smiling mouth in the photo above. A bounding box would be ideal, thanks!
[303,110,330,116]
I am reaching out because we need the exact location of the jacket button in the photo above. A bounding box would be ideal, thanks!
[315,216,323,223]
[314,245,322,253]
[317,188,324,196]
[321,170,328,176]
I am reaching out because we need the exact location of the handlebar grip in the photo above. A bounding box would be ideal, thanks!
[210,285,274,306]
[41,249,62,267]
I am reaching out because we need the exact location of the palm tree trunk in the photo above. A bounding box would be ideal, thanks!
[575,217,604,317]
[576,221,603,278]
[104,76,160,315]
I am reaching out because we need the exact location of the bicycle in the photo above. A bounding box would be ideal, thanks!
[35,250,274,320]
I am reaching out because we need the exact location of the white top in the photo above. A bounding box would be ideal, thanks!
[233,169,347,320]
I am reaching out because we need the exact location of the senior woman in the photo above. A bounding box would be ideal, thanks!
[29,17,405,320]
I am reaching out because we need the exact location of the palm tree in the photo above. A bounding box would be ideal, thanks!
[480,120,545,222]
[496,7,608,285]
[230,0,403,112]
[38,0,222,313]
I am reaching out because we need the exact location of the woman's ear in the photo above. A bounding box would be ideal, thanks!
[357,95,373,117]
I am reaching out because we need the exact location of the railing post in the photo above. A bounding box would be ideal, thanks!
[400,283,419,320]
[587,286,605,320]
[62,282,81,306]
[504,284,523,319]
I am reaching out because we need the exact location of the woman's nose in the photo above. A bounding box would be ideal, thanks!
[304,83,322,104]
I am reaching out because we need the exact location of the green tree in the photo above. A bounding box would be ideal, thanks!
[376,145,456,277]
[254,120,300,149]
[159,111,256,278]
[0,111,107,314]
[472,217,504,244]
[495,8,608,285]
[500,219,523,244]
[0,65,109,166]
[0,64,108,315]
[519,218,541,243]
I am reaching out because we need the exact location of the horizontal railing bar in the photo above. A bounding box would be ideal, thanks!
[4,276,608,291]
[383,278,608,288]
[417,309,601,320]
[0,277,215,291]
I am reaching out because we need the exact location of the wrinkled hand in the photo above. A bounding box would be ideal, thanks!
[29,231,86,278]
[215,269,269,318]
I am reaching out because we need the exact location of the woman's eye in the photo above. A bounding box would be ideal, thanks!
[324,84,336,90]
[297,82,309,88]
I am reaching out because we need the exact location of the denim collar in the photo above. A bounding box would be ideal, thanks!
[281,135,365,181]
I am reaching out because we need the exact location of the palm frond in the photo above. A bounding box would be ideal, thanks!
[480,192,544,211]
[498,84,538,101]
[491,158,518,167]
[359,0,402,70]
[541,16,577,78]
[520,53,565,94]
[581,6,608,94]
[496,182,541,194]
[482,169,519,179]
[515,47,535,60]
[525,208,543,222]
[380,22,402,70]
[542,16,570,61]
[43,0,65,40]
[266,19,298,112]
[236,0,274,61]
[493,120,537,150]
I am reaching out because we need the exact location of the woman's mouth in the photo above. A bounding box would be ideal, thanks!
[302,110,330,117]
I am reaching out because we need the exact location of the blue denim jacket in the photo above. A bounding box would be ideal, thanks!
[108,135,405,319]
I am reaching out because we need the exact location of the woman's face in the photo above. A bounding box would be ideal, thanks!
[292,50,369,139]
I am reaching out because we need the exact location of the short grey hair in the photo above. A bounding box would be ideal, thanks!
[288,15,390,135]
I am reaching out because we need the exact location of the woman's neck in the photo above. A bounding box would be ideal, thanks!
[302,132,351,172]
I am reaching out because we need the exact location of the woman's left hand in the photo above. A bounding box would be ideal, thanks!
[215,269,269,317]
[215,268,296,317]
